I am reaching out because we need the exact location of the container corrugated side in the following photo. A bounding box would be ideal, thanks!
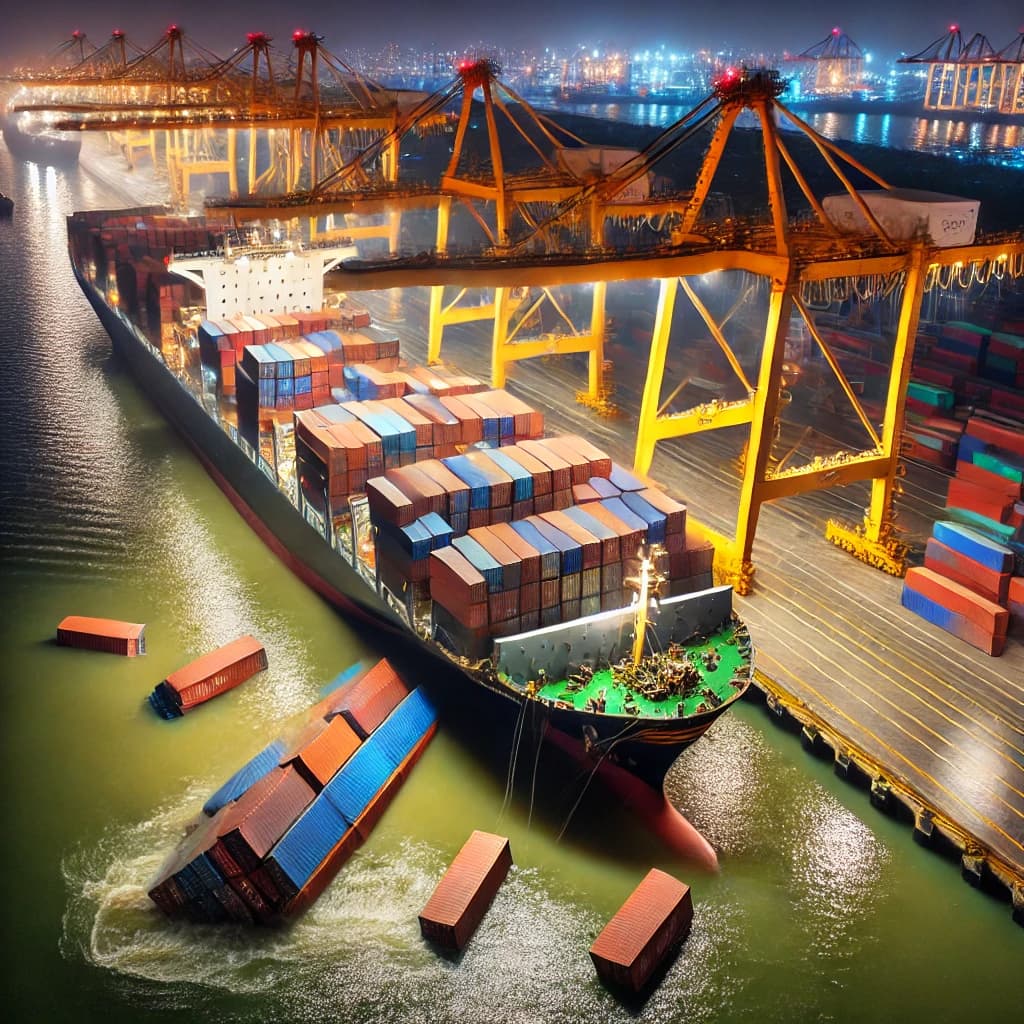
[370,688,437,769]
[419,830,512,950]
[589,868,693,992]
[203,739,288,815]
[321,739,394,824]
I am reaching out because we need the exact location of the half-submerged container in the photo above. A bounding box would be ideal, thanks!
[149,635,268,718]
[419,830,512,950]
[56,616,146,657]
[589,868,693,993]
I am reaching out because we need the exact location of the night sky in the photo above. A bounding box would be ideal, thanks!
[2,2,1021,66]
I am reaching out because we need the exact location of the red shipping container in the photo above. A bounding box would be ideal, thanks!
[924,538,1011,605]
[590,869,693,993]
[904,567,1009,636]
[946,478,1014,523]
[497,445,552,495]
[419,831,512,950]
[487,522,541,585]
[161,635,268,710]
[517,440,572,491]
[955,460,1023,499]
[215,766,315,876]
[322,658,408,738]
[280,714,362,791]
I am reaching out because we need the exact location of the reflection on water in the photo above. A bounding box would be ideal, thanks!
[547,100,1024,167]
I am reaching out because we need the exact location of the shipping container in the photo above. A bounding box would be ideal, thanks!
[264,793,351,901]
[204,739,288,816]
[151,635,268,717]
[321,737,394,823]
[369,688,437,773]
[215,765,316,876]
[419,831,513,951]
[321,657,408,738]
[589,869,693,993]
[280,714,363,791]
[56,615,146,657]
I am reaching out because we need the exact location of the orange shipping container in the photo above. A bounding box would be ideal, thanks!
[160,635,268,711]
[56,615,146,657]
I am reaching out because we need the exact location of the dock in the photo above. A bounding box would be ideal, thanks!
[385,289,1024,922]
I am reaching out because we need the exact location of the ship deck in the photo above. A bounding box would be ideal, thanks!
[374,288,1024,915]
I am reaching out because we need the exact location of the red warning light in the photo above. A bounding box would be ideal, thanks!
[949,24,959,33]
[832,27,840,35]
[293,29,305,41]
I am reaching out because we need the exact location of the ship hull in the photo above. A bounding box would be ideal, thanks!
[2,114,81,166]
[71,260,740,791]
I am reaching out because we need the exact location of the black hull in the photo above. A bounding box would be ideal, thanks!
[3,115,81,166]
[71,261,739,790]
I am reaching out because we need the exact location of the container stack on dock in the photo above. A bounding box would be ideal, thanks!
[902,521,1017,655]
[419,830,513,951]
[55,616,146,656]
[148,658,437,923]
[149,635,268,718]
[589,868,694,993]
[907,317,1024,470]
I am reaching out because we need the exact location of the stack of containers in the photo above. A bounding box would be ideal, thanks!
[148,659,437,923]
[902,380,962,470]
[902,521,1015,656]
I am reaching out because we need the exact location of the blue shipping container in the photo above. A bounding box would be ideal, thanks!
[322,739,394,824]
[204,739,288,815]
[266,793,350,891]
[932,520,1014,572]
[370,688,437,768]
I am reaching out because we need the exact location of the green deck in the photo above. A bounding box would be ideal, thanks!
[536,623,749,718]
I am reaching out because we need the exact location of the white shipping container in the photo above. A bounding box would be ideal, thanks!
[822,189,979,247]
[556,146,651,200]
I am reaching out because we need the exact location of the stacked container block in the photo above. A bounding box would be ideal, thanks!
[148,659,437,923]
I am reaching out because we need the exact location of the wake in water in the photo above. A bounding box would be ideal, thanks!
[59,786,737,1023]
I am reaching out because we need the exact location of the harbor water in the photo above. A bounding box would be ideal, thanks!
[0,139,1020,1023]
[542,99,1024,168]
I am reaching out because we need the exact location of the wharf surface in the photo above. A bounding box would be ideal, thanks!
[378,289,1024,920]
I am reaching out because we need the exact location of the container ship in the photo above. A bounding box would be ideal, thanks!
[2,105,81,166]
[67,207,753,789]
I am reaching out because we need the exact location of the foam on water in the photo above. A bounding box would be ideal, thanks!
[61,792,749,1023]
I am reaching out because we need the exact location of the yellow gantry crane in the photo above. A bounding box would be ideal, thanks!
[22,39,1024,593]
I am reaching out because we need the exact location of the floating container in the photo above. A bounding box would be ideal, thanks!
[56,616,146,657]
[369,688,437,775]
[203,739,288,816]
[321,657,408,738]
[150,635,268,717]
[419,831,512,951]
[213,765,316,878]
[321,736,395,824]
[589,868,694,993]
[280,714,363,791]
[264,793,351,904]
